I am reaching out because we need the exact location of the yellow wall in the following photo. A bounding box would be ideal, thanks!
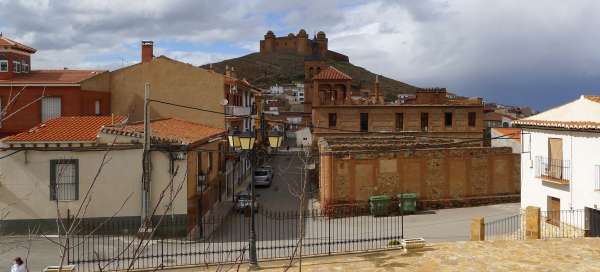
[109,57,225,128]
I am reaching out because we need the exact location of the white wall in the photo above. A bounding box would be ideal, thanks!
[0,148,188,221]
[521,128,600,213]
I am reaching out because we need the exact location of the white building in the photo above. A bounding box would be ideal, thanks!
[515,95,600,221]
[491,127,521,154]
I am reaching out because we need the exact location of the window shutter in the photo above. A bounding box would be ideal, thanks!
[50,160,57,200]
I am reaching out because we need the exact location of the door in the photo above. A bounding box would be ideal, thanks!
[548,138,563,179]
[420,112,429,131]
[588,207,600,237]
[547,196,560,226]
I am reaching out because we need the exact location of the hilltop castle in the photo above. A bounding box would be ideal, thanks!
[259,29,349,62]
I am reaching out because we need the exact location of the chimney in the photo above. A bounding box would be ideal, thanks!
[141,41,154,63]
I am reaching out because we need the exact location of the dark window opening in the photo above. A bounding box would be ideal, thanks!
[444,112,453,128]
[468,112,477,127]
[420,112,429,131]
[328,113,337,127]
[360,113,369,132]
[395,113,404,131]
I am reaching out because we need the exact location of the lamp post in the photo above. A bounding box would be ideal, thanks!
[228,129,284,266]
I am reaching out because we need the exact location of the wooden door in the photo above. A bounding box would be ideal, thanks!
[547,196,561,226]
[548,138,563,179]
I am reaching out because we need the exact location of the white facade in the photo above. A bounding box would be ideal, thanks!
[518,96,600,218]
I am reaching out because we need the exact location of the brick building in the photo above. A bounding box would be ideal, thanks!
[306,65,485,140]
[0,35,111,137]
[318,136,520,210]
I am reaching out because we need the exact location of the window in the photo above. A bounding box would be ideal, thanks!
[360,113,368,132]
[395,113,404,131]
[0,60,7,72]
[23,63,29,73]
[328,113,337,127]
[41,97,61,122]
[420,112,429,131]
[94,100,101,115]
[548,138,564,179]
[50,159,79,201]
[444,112,453,128]
[468,112,477,127]
[208,152,213,172]
[13,61,20,73]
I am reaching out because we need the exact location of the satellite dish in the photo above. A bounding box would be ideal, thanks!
[220,99,229,106]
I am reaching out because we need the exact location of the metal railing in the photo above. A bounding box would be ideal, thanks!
[225,106,252,117]
[50,183,78,201]
[535,156,571,183]
[485,209,585,241]
[67,205,408,271]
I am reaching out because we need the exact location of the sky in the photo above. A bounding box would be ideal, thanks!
[1,0,599,111]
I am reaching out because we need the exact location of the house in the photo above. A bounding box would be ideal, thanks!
[318,136,520,210]
[0,35,111,137]
[0,116,225,235]
[484,111,515,128]
[515,95,600,224]
[307,65,484,141]
[491,127,521,153]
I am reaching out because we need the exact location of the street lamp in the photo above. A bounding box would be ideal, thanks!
[267,130,284,149]
[228,130,283,266]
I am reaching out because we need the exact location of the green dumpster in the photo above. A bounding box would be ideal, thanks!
[397,193,417,214]
[369,195,391,216]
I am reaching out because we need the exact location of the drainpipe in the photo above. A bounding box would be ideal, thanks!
[142,82,151,225]
[570,134,573,210]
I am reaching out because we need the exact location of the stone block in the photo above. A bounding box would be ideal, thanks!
[470,217,485,241]
[525,206,541,239]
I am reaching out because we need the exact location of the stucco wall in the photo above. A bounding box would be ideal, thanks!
[0,148,188,221]
[109,57,225,128]
[521,128,600,212]
[319,147,519,208]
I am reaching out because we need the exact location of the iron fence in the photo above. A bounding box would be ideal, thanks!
[484,213,525,240]
[485,209,585,241]
[67,206,407,271]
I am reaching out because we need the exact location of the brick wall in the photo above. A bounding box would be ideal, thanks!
[319,147,520,209]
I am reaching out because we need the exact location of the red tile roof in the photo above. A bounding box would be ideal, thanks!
[0,70,106,84]
[3,115,127,143]
[584,96,600,104]
[312,66,352,80]
[102,118,225,145]
[492,127,521,144]
[0,36,37,53]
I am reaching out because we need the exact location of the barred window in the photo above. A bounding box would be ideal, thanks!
[50,159,79,201]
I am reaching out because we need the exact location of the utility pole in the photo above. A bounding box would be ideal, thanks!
[142,82,151,226]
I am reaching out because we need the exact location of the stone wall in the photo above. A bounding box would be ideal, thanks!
[319,147,520,209]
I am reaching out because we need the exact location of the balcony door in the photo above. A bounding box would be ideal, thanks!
[548,138,563,179]
[547,196,561,226]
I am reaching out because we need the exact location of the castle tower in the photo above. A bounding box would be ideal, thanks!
[260,30,276,53]
[315,31,328,57]
[297,29,309,55]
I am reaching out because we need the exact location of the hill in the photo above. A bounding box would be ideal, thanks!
[202,52,420,100]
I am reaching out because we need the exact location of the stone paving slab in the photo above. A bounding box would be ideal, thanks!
[171,238,600,272]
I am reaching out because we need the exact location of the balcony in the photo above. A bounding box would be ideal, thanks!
[225,106,252,117]
[535,156,571,185]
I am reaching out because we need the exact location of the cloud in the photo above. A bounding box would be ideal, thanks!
[1,0,600,109]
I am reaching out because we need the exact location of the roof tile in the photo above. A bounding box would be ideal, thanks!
[0,70,106,84]
[3,115,127,143]
[0,36,36,53]
[312,66,352,80]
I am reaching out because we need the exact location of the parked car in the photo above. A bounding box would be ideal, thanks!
[253,167,273,187]
[234,192,258,213]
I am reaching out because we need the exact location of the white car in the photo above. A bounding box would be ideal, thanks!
[253,167,273,187]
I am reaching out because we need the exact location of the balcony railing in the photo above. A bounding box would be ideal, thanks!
[535,156,571,184]
[224,106,252,117]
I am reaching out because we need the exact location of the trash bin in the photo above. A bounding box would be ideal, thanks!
[369,195,392,216]
[397,193,417,214]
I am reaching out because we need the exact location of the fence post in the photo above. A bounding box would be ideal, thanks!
[470,217,485,241]
[328,212,331,255]
[525,206,541,239]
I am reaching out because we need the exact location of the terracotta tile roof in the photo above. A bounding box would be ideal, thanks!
[491,127,521,144]
[513,120,600,130]
[3,115,127,143]
[312,66,352,80]
[0,36,37,53]
[514,95,600,130]
[584,95,600,104]
[484,112,514,121]
[0,70,106,84]
[102,118,225,145]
